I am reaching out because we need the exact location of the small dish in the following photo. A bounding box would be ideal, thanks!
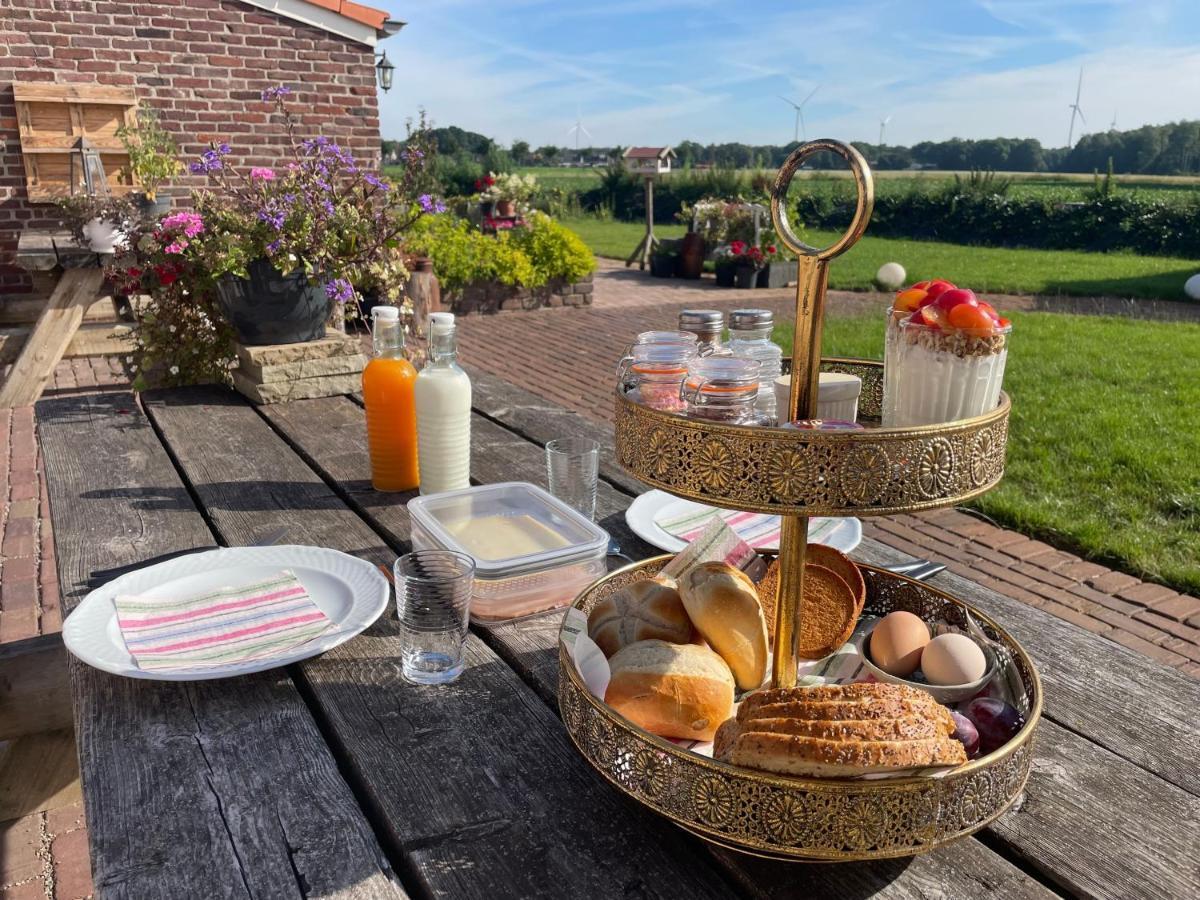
[861,624,997,703]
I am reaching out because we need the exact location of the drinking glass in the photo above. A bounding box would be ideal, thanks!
[394,550,475,684]
[545,438,600,521]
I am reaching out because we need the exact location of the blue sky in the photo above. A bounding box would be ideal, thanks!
[375,1,1200,149]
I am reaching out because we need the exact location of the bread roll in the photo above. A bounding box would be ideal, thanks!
[677,562,768,691]
[604,640,734,741]
[587,578,696,658]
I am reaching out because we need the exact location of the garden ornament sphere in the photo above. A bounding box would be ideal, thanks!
[875,261,906,291]
[1185,273,1200,300]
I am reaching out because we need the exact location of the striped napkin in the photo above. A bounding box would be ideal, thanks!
[115,570,334,671]
[654,503,842,550]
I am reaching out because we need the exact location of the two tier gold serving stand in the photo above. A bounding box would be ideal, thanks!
[558,141,1042,861]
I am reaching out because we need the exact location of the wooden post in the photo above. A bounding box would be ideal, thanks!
[625,176,660,270]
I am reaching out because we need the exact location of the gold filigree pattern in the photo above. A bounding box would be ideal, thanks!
[558,557,1040,861]
[613,361,1009,516]
[917,438,956,498]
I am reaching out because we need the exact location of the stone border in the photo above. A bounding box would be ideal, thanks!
[447,273,595,314]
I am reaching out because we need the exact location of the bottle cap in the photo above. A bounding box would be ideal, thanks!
[429,312,456,335]
[678,309,724,328]
[729,308,773,329]
[372,305,399,320]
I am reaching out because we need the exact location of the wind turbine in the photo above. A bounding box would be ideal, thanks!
[1066,67,1086,148]
[779,85,819,143]
[878,115,892,147]
[567,110,592,162]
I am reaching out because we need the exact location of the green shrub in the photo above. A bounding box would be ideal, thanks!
[510,212,596,286]
[405,213,593,291]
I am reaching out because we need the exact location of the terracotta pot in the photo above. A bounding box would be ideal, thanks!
[215,258,331,345]
[495,199,516,217]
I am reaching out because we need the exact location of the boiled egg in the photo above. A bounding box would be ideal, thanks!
[921,633,987,686]
[868,611,929,677]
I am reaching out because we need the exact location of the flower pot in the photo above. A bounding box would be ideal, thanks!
[756,259,798,289]
[650,255,676,278]
[479,200,496,218]
[677,233,705,279]
[215,258,331,345]
[495,200,516,217]
[734,266,758,289]
[715,261,736,287]
[135,194,173,220]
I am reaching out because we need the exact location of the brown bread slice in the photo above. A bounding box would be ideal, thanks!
[723,731,967,777]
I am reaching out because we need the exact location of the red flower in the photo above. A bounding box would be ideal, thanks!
[767,245,777,254]
[474,178,484,191]
[485,175,496,186]
[730,240,745,254]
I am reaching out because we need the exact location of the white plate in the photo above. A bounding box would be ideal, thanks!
[625,490,862,555]
[63,545,390,681]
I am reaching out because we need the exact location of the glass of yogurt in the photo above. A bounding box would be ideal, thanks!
[884,310,1011,427]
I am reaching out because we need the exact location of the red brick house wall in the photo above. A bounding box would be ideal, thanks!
[0,0,382,298]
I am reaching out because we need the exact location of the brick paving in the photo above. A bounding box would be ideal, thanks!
[0,801,92,900]
[454,259,1200,678]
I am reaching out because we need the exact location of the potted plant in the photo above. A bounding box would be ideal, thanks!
[56,193,137,255]
[184,86,442,345]
[475,174,497,217]
[754,229,798,288]
[480,171,538,217]
[117,104,182,220]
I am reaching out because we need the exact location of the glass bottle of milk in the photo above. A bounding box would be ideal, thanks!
[415,312,472,494]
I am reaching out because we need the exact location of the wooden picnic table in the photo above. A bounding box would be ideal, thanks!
[36,370,1200,899]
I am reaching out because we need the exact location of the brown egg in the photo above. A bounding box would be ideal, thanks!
[921,633,987,686]
[868,611,930,676]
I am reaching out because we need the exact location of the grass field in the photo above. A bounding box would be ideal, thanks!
[562,217,1199,301]
[777,313,1200,595]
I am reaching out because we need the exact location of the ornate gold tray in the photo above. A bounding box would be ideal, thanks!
[558,557,1042,862]
[614,360,1009,517]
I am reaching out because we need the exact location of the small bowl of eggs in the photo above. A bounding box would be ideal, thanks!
[861,610,997,703]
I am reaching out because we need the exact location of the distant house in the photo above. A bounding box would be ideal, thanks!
[0,0,401,300]
[622,146,675,176]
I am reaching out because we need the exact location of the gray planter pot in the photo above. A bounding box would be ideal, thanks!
[215,258,331,346]
[135,194,173,220]
[757,259,799,288]
[734,266,758,289]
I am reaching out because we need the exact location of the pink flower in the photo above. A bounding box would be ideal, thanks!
[160,211,205,238]
[164,241,186,254]
[251,167,276,181]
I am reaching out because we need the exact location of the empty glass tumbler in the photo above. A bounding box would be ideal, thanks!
[394,550,475,684]
[546,438,600,520]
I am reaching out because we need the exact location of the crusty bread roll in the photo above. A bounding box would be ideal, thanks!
[587,578,696,658]
[677,562,768,691]
[604,640,735,742]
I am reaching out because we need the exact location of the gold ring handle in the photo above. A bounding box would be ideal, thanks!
[770,139,875,261]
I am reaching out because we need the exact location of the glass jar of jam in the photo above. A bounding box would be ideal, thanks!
[681,356,763,424]
[619,342,698,412]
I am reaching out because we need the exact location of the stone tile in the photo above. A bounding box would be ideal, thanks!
[1039,600,1112,636]
[48,829,91,900]
[1132,611,1200,645]
[0,814,44,886]
[1146,593,1200,622]
[0,880,48,899]
[44,804,85,838]
[1109,630,1188,668]
[1056,560,1112,582]
[1085,570,1142,594]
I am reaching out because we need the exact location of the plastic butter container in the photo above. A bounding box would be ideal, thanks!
[407,481,610,623]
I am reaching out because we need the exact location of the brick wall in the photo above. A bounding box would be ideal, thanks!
[0,0,382,298]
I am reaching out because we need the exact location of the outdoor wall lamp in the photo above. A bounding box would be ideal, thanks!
[375,50,395,93]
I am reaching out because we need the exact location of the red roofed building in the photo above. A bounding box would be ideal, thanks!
[0,0,402,300]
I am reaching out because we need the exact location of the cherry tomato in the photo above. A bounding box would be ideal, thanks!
[934,288,978,313]
[948,302,995,333]
[910,280,930,291]
[917,305,947,328]
[894,288,928,312]
[921,280,956,304]
[978,301,999,320]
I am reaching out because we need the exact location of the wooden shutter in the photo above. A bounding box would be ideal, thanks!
[13,83,139,202]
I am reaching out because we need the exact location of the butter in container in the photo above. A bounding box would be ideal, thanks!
[407,482,609,623]
[773,371,863,423]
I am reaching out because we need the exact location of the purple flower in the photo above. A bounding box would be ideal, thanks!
[188,161,206,175]
[365,173,390,192]
[324,278,354,304]
[257,208,285,231]
[217,143,231,155]
[321,200,335,216]
[418,194,446,214]
[190,146,227,174]
[266,238,282,254]
[400,149,424,162]
[261,85,293,102]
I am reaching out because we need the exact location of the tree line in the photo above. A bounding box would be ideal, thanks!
[385,121,1200,176]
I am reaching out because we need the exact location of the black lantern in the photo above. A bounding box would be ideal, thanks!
[69,136,111,198]
[375,50,395,93]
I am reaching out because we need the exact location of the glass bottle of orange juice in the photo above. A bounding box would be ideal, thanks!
[362,306,419,491]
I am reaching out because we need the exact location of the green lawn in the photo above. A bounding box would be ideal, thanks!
[776,313,1200,595]
[561,216,1199,301]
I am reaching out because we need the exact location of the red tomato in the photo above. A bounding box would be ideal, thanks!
[948,303,995,333]
[921,280,956,304]
[934,288,978,313]
[978,301,1000,320]
[894,288,928,312]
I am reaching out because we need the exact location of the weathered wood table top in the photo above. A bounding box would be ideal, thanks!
[37,371,1200,899]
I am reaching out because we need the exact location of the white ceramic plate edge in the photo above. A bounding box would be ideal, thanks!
[62,545,390,682]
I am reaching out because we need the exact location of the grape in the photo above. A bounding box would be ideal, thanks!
[963,698,1025,754]
[948,710,980,758]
